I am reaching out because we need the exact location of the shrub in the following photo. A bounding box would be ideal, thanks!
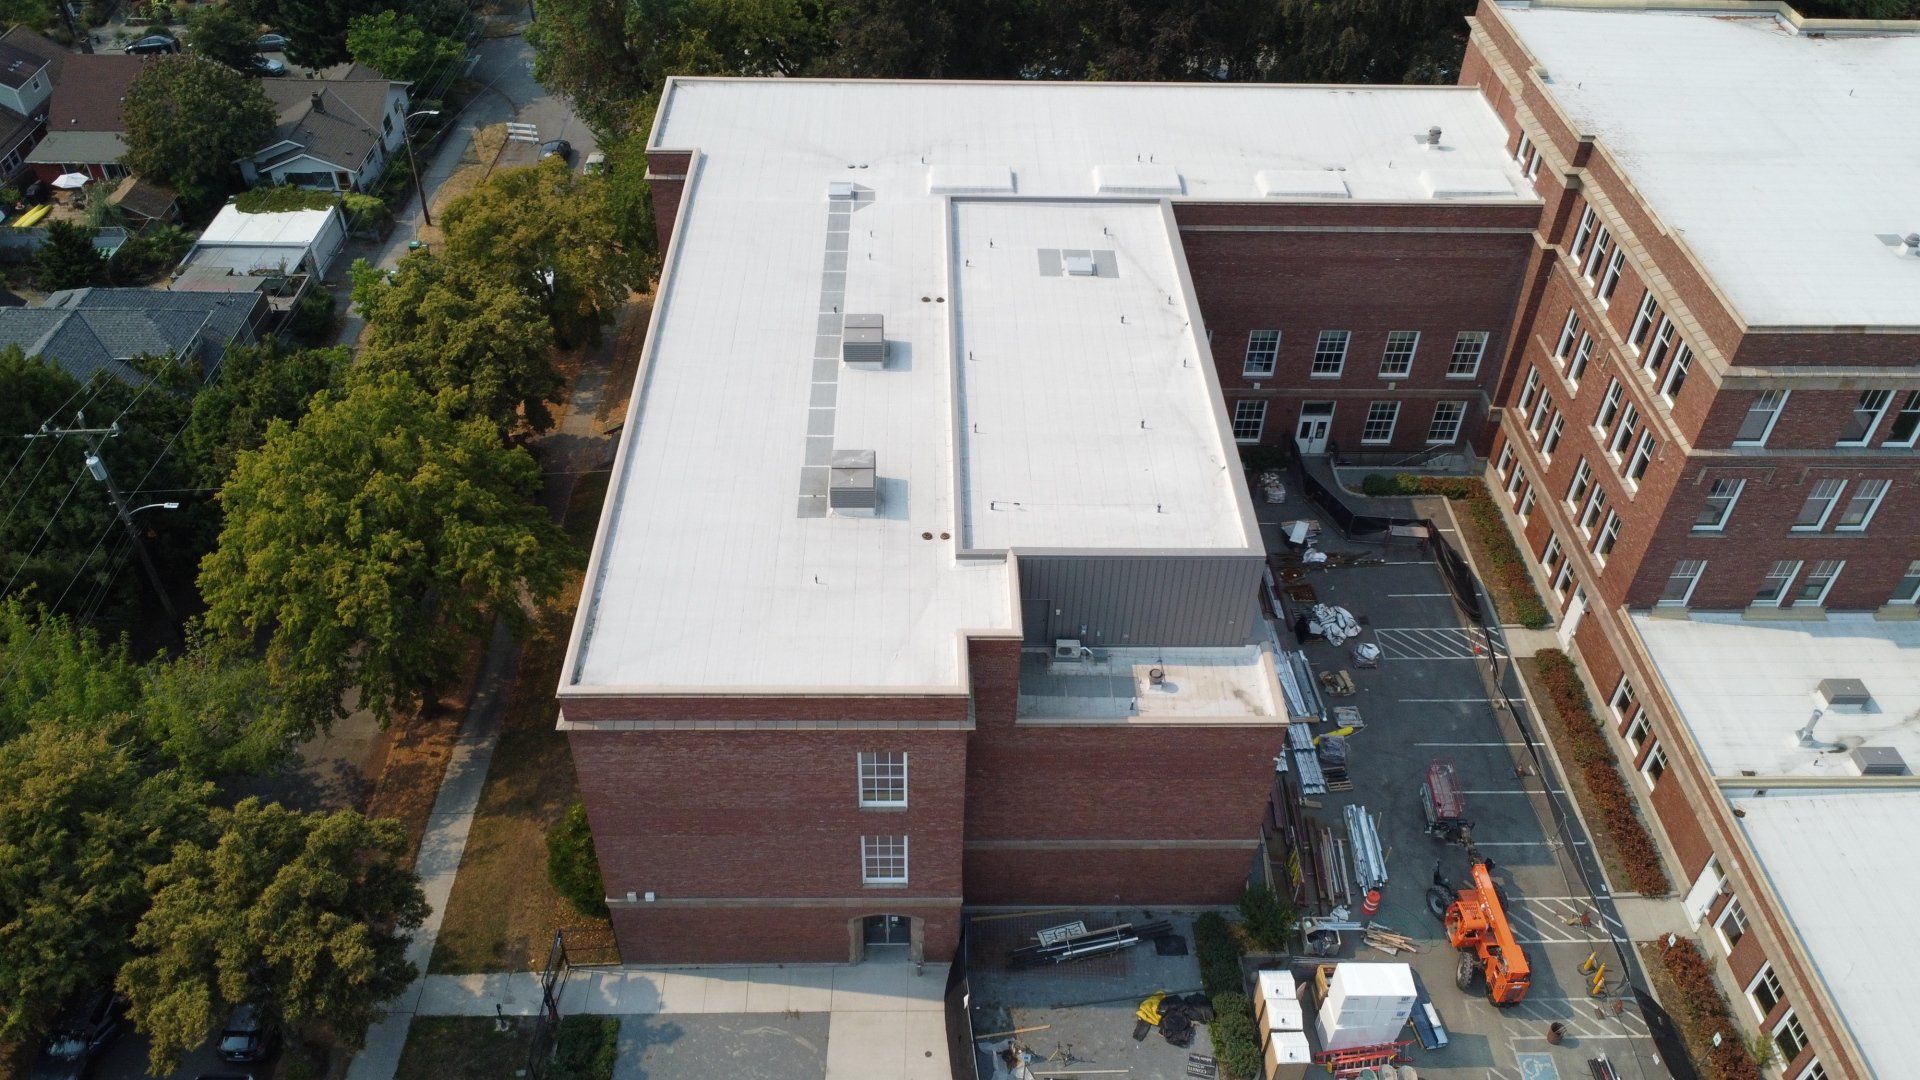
[547,801,609,917]
[549,1014,619,1080]
[1535,649,1672,895]
[109,223,192,285]
[1654,936,1762,1080]
[1238,885,1295,953]
[1237,443,1290,472]
[287,290,336,342]
[1208,992,1261,1080]
[1193,911,1242,996]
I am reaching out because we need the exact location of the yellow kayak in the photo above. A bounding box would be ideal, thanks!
[12,204,51,227]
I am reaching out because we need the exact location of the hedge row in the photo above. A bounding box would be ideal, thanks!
[1536,650,1672,896]
[1653,936,1763,1080]
[550,1015,620,1080]
[1193,913,1260,1080]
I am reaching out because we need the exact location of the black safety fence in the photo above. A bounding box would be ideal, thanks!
[1295,455,1416,540]
[947,924,979,1080]
[1428,526,1487,625]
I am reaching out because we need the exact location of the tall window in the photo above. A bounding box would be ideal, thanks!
[1530,392,1553,437]
[1608,403,1642,458]
[1693,478,1745,532]
[1643,318,1677,374]
[1571,206,1598,258]
[861,835,908,884]
[1716,896,1749,950]
[857,752,908,807]
[1773,1011,1808,1065]
[1755,560,1802,607]
[1894,560,1920,605]
[1232,400,1267,443]
[1518,486,1536,522]
[1835,478,1890,531]
[1627,293,1660,353]
[1794,560,1843,607]
[1660,559,1706,607]
[1839,389,1893,445]
[1747,964,1785,1020]
[1448,332,1488,378]
[1554,310,1581,361]
[1578,487,1608,538]
[1243,330,1280,376]
[1567,334,1594,386]
[1735,390,1789,446]
[1597,249,1626,302]
[1798,1062,1828,1080]
[1626,431,1656,484]
[1581,227,1615,281]
[1518,368,1543,414]
[1609,676,1637,721]
[1566,459,1595,511]
[1379,331,1418,377]
[1596,379,1625,432]
[1428,401,1466,444]
[1661,344,1692,401]
[1362,401,1399,444]
[1593,510,1621,561]
[1542,534,1563,577]
[1312,331,1350,376]
[1791,479,1845,531]
[1496,443,1515,480]
[1541,414,1566,460]
[1640,739,1669,789]
[1888,390,1920,447]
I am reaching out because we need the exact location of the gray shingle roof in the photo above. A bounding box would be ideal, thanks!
[259,79,402,173]
[0,287,259,387]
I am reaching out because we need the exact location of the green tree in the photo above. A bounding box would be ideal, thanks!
[0,598,141,747]
[187,1,260,71]
[345,8,465,82]
[546,801,608,918]
[241,0,387,68]
[596,126,660,283]
[349,253,562,432]
[0,725,213,1045]
[439,158,644,345]
[180,339,346,489]
[118,799,428,1073]
[123,55,275,208]
[140,641,307,776]
[198,373,573,723]
[34,220,105,291]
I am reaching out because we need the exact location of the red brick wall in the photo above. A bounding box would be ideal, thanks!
[606,902,961,964]
[560,693,970,724]
[964,845,1256,906]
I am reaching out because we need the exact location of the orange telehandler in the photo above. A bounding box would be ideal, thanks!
[1429,855,1532,1006]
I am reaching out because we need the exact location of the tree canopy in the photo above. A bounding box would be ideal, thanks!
[35,221,105,291]
[180,339,346,490]
[118,799,427,1074]
[349,254,562,432]
[346,8,466,82]
[198,372,573,723]
[187,1,263,72]
[122,56,276,208]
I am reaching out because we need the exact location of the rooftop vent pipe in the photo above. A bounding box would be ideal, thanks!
[1903,233,1920,257]
[1425,126,1442,148]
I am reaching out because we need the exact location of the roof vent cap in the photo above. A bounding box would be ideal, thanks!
[828,449,877,515]
[1815,677,1872,712]
[1903,232,1920,257]
[841,313,885,366]
[1063,254,1096,276]
[1425,126,1443,148]
[1850,745,1908,777]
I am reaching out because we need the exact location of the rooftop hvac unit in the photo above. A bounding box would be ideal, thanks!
[1850,746,1908,777]
[842,314,885,366]
[1063,254,1096,276]
[827,449,877,515]
[1814,677,1872,712]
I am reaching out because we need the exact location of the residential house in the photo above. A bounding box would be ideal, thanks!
[242,77,410,192]
[171,202,346,318]
[25,53,144,184]
[0,27,63,183]
[0,286,264,386]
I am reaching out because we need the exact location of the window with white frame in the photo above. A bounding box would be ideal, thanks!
[1243,330,1280,376]
[1797,1061,1828,1080]
[1596,378,1625,432]
[1379,330,1418,377]
[1716,896,1749,950]
[1448,331,1488,378]
[1514,131,1533,165]
[1428,401,1466,444]
[1794,559,1843,608]
[1507,464,1527,503]
[1627,293,1660,353]
[1747,964,1784,1020]
[1835,478,1890,531]
[1593,510,1621,561]
[1552,558,1573,599]
[1582,226,1614,281]
[1609,676,1637,721]
[1496,443,1515,480]
[1518,368,1543,414]
[1626,431,1656,485]
[1895,560,1920,605]
[1640,738,1668,788]
[1571,206,1598,259]
[1839,389,1893,445]
[1734,390,1789,446]
[1597,249,1626,303]
[1567,334,1593,387]
[1541,532,1563,573]
[1541,414,1565,460]
[1362,401,1400,444]
[1643,318,1676,374]
[860,835,908,884]
[1791,479,1845,531]
[1232,400,1266,443]
[857,752,908,807]
[1660,344,1692,401]
[1626,709,1650,750]
[1519,486,1536,522]
[1888,390,1920,447]
[1608,403,1642,459]
[1554,310,1581,361]
[1693,478,1745,532]
[1312,331,1350,376]
[1579,486,1608,538]
[1530,391,1553,437]
[1567,459,1595,511]
[1660,559,1706,607]
[1773,1011,1808,1064]
[1755,560,1802,607]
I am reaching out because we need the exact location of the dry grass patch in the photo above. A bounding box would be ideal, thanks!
[413,124,508,248]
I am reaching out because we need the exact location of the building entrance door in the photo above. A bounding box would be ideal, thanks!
[1295,403,1334,454]
[1558,586,1588,650]
[863,914,911,946]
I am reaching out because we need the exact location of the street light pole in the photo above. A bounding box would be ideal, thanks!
[402,109,442,228]
[22,417,181,626]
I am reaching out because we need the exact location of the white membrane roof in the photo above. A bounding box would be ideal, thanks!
[1499,4,1920,327]
[1631,612,1920,778]
[565,79,1529,692]
[951,199,1246,552]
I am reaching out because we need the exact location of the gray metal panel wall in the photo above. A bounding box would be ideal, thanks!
[1016,554,1263,647]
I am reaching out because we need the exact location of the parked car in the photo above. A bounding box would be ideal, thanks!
[255,32,288,49]
[217,1002,275,1063]
[538,139,572,163]
[125,34,179,55]
[29,990,125,1080]
[583,150,607,175]
[248,54,286,76]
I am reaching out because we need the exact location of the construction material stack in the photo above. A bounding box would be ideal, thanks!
[1256,970,1310,1080]
[1314,962,1416,1052]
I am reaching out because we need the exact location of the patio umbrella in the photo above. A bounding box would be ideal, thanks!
[51,172,90,189]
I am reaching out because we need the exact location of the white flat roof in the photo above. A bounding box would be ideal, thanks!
[565,79,1529,693]
[1499,4,1920,327]
[951,199,1247,552]
[199,204,336,246]
[1632,612,1920,778]
[1733,792,1920,1075]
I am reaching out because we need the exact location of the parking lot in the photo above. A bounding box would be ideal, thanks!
[1261,477,1673,1080]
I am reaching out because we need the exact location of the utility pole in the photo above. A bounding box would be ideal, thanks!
[22,415,181,626]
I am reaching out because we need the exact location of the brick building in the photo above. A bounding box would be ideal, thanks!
[565,5,1916,1075]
